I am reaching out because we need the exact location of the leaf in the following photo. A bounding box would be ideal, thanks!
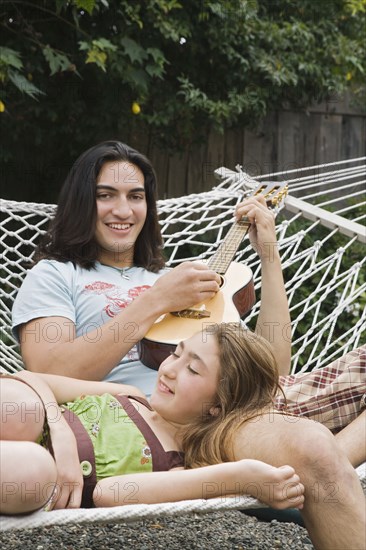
[91,38,117,52]
[145,63,164,79]
[79,39,116,71]
[85,49,108,70]
[345,0,366,16]
[78,41,90,52]
[8,70,44,99]
[127,68,149,93]
[74,0,96,15]
[120,37,148,64]
[0,47,23,70]
[146,47,166,64]
[43,46,73,75]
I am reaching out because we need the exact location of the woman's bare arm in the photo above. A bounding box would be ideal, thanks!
[95,460,304,510]
[16,370,145,404]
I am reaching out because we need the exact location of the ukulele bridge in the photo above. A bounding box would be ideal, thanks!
[171,306,211,319]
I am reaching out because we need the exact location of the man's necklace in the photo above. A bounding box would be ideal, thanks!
[101,264,133,280]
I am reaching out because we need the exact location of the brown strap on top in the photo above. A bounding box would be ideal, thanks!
[126,394,153,410]
[61,408,97,508]
[116,394,185,471]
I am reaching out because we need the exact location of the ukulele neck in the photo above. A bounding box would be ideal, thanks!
[208,218,250,275]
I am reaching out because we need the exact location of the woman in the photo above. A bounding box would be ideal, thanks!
[1,324,304,514]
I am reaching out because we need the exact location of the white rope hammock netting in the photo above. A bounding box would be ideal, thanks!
[0,496,263,532]
[0,158,365,530]
[1,157,365,373]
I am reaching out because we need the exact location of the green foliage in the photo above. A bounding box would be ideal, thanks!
[345,0,366,15]
[1,0,365,201]
[79,38,117,71]
[74,0,97,15]
[43,46,74,76]
[0,46,23,71]
[0,46,44,98]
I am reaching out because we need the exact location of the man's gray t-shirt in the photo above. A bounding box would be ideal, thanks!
[12,260,167,397]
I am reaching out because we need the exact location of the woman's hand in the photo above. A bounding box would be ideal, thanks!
[234,459,305,510]
[11,370,84,509]
[48,414,84,510]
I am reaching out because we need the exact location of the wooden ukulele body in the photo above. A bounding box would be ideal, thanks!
[139,262,254,370]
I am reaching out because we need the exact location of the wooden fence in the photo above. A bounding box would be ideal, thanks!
[130,94,366,198]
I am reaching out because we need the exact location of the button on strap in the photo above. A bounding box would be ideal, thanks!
[81,460,93,477]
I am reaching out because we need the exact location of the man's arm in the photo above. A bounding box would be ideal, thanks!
[235,195,291,375]
[18,262,220,380]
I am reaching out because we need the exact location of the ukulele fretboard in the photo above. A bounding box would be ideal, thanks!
[208,219,250,275]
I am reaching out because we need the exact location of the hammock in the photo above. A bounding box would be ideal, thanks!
[0,158,365,530]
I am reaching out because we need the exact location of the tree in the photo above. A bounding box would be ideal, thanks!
[1,0,365,201]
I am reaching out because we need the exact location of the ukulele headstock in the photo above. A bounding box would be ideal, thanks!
[238,181,288,226]
[250,181,288,214]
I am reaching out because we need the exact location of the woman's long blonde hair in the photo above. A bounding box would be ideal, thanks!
[181,323,284,468]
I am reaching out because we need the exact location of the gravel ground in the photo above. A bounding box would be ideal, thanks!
[0,511,314,550]
[1,480,365,549]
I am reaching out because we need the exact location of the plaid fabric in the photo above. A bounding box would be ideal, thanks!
[275,345,366,433]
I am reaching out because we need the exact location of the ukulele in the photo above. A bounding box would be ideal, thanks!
[138,180,288,370]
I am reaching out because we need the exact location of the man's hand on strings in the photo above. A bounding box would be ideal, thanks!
[234,195,278,262]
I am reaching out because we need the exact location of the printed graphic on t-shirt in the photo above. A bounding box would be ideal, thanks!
[83,281,151,360]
